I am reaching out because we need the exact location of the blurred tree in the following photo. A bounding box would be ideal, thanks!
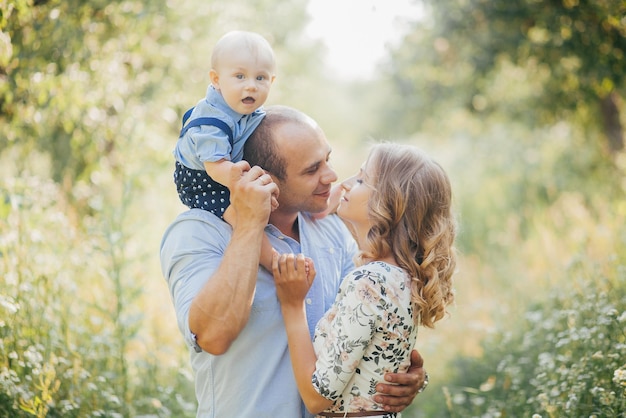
[0,0,325,215]
[0,0,180,209]
[385,0,626,153]
[0,0,327,415]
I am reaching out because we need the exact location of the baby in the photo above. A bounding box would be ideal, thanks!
[173,30,277,269]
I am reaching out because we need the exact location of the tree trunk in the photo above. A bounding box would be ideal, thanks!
[600,92,624,153]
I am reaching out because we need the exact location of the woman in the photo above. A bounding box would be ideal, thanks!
[273,143,457,417]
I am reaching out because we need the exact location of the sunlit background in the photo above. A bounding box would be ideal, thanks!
[1,0,624,416]
[306,0,423,79]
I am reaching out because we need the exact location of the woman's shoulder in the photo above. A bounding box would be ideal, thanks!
[348,261,411,293]
[347,261,404,283]
[362,260,406,275]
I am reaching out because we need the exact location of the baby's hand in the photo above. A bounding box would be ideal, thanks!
[266,171,279,211]
[272,250,316,307]
[270,194,279,211]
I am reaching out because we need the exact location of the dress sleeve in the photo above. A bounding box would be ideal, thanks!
[311,269,384,401]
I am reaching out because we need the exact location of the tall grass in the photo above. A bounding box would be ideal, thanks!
[397,108,626,417]
[0,175,195,417]
[2,110,624,418]
[449,199,626,418]
[443,265,625,417]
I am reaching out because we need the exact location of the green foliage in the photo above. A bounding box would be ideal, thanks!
[441,266,626,418]
[385,0,626,150]
[1,0,178,190]
[0,0,327,213]
[380,5,625,257]
[0,176,196,417]
[0,0,328,416]
[380,5,626,416]
[460,121,619,256]
[424,0,626,96]
[401,151,626,417]
[2,0,626,417]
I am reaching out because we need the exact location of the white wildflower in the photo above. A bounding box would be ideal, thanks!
[613,367,626,386]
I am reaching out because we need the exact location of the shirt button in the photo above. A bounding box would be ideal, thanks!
[329,248,334,254]
[306,298,312,305]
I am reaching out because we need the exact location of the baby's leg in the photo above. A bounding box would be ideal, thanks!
[259,234,274,272]
[224,206,274,272]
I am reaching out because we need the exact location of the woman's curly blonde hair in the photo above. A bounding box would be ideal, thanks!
[357,143,457,328]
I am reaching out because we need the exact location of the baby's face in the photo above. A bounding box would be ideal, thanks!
[212,47,275,115]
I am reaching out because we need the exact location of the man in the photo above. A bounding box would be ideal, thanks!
[160,105,427,417]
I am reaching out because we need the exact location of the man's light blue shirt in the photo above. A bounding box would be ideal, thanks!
[160,209,358,417]
[173,85,265,170]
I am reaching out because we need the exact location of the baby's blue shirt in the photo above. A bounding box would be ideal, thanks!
[173,85,265,170]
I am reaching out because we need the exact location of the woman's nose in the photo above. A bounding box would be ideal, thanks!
[341,175,355,190]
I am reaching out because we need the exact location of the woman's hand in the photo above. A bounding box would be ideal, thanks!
[272,250,316,308]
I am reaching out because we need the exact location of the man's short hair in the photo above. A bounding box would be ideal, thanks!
[244,105,304,180]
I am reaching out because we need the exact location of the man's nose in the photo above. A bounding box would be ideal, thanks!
[321,166,338,184]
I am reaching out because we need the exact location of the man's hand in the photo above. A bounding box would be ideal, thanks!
[189,161,279,354]
[228,161,279,226]
[373,350,427,413]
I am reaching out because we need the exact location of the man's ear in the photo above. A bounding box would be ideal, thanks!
[209,69,220,89]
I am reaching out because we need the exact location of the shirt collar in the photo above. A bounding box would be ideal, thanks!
[206,84,245,122]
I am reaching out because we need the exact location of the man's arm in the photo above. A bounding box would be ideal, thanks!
[373,350,427,412]
[188,162,278,354]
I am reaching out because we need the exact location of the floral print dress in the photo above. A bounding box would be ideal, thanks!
[311,261,418,417]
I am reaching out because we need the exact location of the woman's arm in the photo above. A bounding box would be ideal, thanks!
[273,253,333,414]
[281,304,334,413]
[274,255,427,413]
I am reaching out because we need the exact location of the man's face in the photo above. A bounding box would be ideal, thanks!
[271,121,338,215]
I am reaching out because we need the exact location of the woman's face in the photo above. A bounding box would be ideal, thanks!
[337,160,375,229]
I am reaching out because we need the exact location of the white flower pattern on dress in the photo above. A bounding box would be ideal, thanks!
[311,261,418,415]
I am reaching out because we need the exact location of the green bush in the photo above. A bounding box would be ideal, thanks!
[442,265,626,418]
[0,176,195,418]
